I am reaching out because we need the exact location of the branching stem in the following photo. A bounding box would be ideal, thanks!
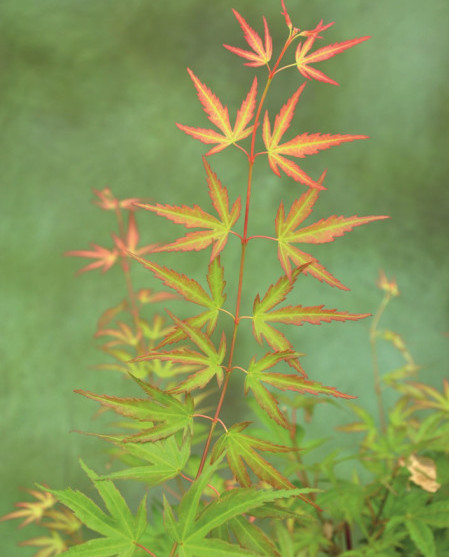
[193,414,228,432]
[247,234,277,242]
[195,37,295,480]
[134,542,158,557]
[179,472,220,498]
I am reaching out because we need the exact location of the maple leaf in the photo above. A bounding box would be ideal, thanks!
[262,84,368,187]
[19,531,67,557]
[176,69,257,155]
[229,515,281,556]
[275,185,389,287]
[404,380,449,413]
[47,460,147,557]
[43,508,82,535]
[251,265,370,370]
[250,265,305,353]
[246,351,356,420]
[131,255,226,346]
[244,351,299,428]
[296,20,370,86]
[250,265,309,374]
[66,212,154,274]
[224,9,272,67]
[99,436,191,488]
[0,488,57,528]
[280,0,294,32]
[92,187,142,212]
[163,457,313,556]
[134,313,227,395]
[135,158,241,260]
[76,374,194,443]
[65,243,119,275]
[112,211,156,258]
[95,320,140,348]
[211,422,297,490]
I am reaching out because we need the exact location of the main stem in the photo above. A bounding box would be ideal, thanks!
[195,35,295,479]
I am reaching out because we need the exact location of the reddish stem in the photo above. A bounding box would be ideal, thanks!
[134,542,158,557]
[194,413,228,432]
[247,234,277,242]
[195,35,296,480]
[344,522,352,550]
[179,472,220,498]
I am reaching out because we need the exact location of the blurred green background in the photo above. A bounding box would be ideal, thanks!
[1,0,448,553]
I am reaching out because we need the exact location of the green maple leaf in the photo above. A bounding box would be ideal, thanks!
[211,422,298,490]
[76,374,194,443]
[275,184,388,288]
[251,265,370,375]
[47,461,147,557]
[163,459,314,556]
[136,158,240,260]
[228,515,280,556]
[134,313,226,395]
[132,255,227,347]
[244,350,354,429]
[98,435,190,488]
[19,531,67,557]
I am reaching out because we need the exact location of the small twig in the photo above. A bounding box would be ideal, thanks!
[344,522,352,550]
[193,413,228,433]
[134,542,158,557]
[179,472,220,498]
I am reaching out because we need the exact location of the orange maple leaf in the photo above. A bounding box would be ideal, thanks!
[177,70,257,155]
[262,85,367,187]
[224,9,272,67]
[296,20,370,86]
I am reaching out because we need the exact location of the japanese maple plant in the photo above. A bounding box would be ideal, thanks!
[4,2,449,556]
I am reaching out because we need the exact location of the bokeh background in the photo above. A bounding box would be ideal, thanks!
[1,0,448,553]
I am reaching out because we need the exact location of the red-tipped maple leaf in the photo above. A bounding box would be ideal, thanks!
[0,488,57,528]
[113,212,155,257]
[67,212,154,274]
[65,243,119,275]
[245,350,355,428]
[176,69,257,155]
[262,84,367,188]
[280,0,294,32]
[211,422,296,490]
[92,187,142,211]
[95,320,140,348]
[276,185,389,287]
[244,351,299,428]
[135,158,241,260]
[252,265,370,362]
[134,313,227,394]
[296,20,370,86]
[224,9,272,67]
[249,265,308,375]
[131,255,226,345]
